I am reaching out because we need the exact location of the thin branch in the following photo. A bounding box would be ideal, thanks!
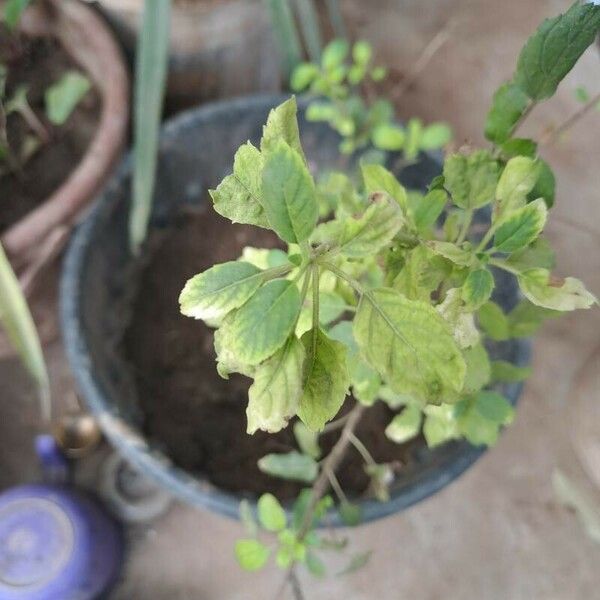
[321,412,350,433]
[540,90,600,147]
[348,431,377,468]
[392,20,456,102]
[326,467,348,504]
[297,403,366,539]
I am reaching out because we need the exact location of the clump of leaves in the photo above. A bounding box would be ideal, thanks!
[180,2,599,592]
[291,38,452,158]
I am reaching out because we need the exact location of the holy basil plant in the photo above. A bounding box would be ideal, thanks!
[179,2,599,592]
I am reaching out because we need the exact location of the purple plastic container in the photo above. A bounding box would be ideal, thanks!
[0,484,122,600]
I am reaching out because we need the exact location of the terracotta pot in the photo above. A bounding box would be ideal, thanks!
[97,0,281,110]
[0,0,129,357]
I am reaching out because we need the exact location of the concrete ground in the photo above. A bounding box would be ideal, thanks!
[1,0,600,598]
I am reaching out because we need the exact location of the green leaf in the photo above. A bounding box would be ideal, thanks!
[327,320,380,406]
[353,40,372,64]
[420,122,452,150]
[247,337,305,434]
[258,451,319,483]
[478,301,510,341]
[298,328,349,431]
[412,189,447,231]
[129,0,170,253]
[336,551,372,576]
[361,163,408,211]
[517,268,597,311]
[385,405,422,444]
[457,392,514,446]
[443,151,500,209]
[514,3,600,101]
[490,360,532,383]
[320,193,404,258]
[209,142,269,228]
[353,288,466,404]
[322,39,349,70]
[306,551,326,577]
[462,268,494,311]
[506,236,555,271]
[292,490,333,530]
[462,342,491,394]
[306,101,336,122]
[257,493,287,532]
[45,71,91,125]
[179,261,264,320]
[0,243,50,418]
[404,118,423,161]
[527,159,555,208]
[226,279,301,365]
[493,198,547,253]
[495,156,541,218]
[371,123,405,151]
[261,96,305,159]
[485,82,530,144]
[293,421,321,459]
[235,539,270,571]
[339,501,362,527]
[4,0,31,29]
[427,241,475,267]
[423,405,459,447]
[261,140,317,244]
[501,138,538,159]
[507,299,559,337]
[575,85,590,103]
[291,63,319,91]
[393,245,450,302]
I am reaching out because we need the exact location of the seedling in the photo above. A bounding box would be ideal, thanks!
[180,3,599,596]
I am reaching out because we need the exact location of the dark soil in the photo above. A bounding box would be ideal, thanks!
[0,32,100,232]
[124,205,421,501]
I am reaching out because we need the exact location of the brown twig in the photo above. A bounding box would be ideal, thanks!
[540,91,600,147]
[392,20,456,102]
[297,403,366,539]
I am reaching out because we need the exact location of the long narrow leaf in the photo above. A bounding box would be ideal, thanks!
[294,0,322,62]
[324,0,347,40]
[129,0,171,254]
[264,0,302,78]
[0,243,50,418]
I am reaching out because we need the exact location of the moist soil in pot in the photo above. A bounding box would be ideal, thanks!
[0,32,100,232]
[124,203,422,502]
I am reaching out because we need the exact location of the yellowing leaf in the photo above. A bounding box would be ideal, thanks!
[209,142,269,227]
[462,268,494,311]
[261,140,317,243]
[353,288,466,404]
[385,405,422,444]
[518,269,597,311]
[493,198,547,253]
[179,261,264,321]
[257,493,287,532]
[495,156,541,219]
[427,241,475,267]
[227,279,301,365]
[361,163,408,211]
[260,96,305,159]
[443,151,500,209]
[235,539,270,571]
[258,451,319,483]
[246,337,305,434]
[298,328,349,431]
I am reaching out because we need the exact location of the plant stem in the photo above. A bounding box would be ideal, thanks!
[297,403,366,539]
[294,0,322,63]
[326,467,348,503]
[320,261,364,295]
[348,431,377,467]
[322,413,350,433]
[455,209,473,244]
[488,258,521,276]
[475,223,498,253]
[324,0,347,40]
[311,263,320,333]
[510,100,537,137]
[540,90,600,147]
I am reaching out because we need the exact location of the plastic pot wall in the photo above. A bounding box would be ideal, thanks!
[60,95,531,525]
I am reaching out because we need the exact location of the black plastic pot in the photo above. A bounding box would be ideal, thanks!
[61,94,531,525]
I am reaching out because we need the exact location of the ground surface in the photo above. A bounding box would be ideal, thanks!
[1,0,600,598]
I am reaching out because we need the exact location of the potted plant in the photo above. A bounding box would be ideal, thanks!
[0,0,128,356]
[61,2,598,594]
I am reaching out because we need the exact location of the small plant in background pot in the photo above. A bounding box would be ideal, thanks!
[291,38,452,160]
[178,3,599,594]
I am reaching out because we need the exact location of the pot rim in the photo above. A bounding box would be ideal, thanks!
[60,93,531,526]
[1,0,129,266]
